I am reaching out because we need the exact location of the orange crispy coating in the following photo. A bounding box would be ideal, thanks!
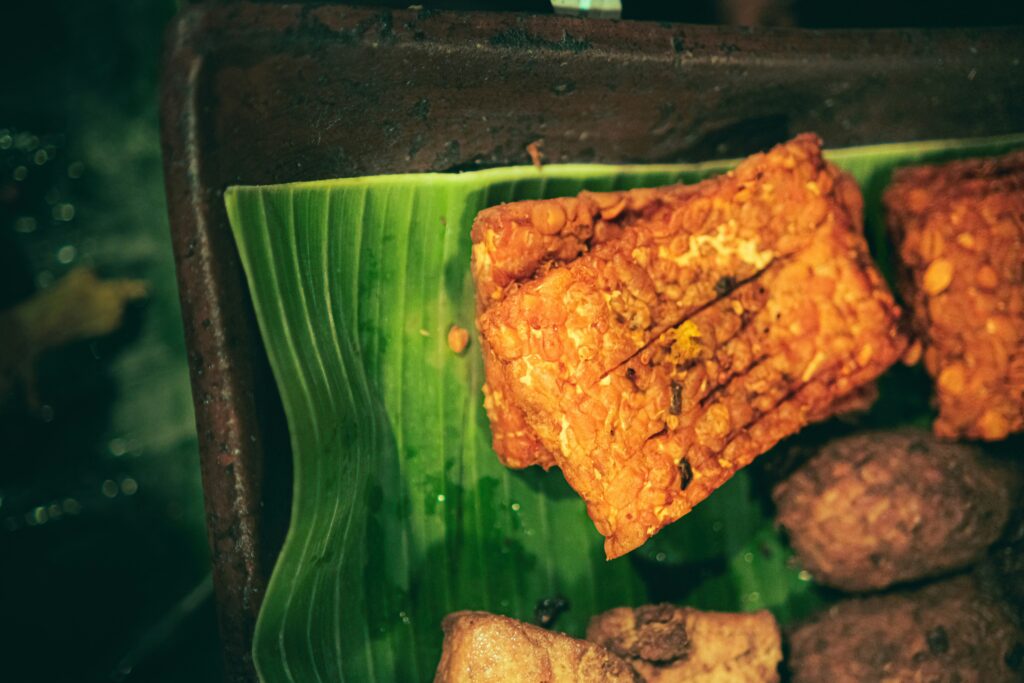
[475,135,905,558]
[473,184,691,469]
[884,150,1024,440]
[586,604,782,682]
[480,139,863,397]
[562,221,902,557]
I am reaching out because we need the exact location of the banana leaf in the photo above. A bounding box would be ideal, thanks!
[225,134,1024,683]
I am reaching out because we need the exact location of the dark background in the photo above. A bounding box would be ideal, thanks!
[0,1,219,682]
[1,2,1022,682]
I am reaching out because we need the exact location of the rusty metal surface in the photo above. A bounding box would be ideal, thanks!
[159,4,1024,680]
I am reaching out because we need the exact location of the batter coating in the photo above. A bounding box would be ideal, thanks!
[475,135,905,558]
[884,150,1024,440]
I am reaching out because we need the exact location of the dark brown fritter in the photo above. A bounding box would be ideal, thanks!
[586,604,781,682]
[433,611,638,683]
[773,429,1021,592]
[788,574,1024,683]
[475,134,906,558]
[884,150,1024,440]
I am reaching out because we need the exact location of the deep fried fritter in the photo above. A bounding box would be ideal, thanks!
[433,611,638,683]
[586,604,781,682]
[788,574,1024,683]
[884,150,1024,440]
[476,135,905,558]
[773,429,1021,592]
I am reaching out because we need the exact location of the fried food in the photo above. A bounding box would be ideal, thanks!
[473,182,700,469]
[586,604,781,682]
[773,429,1021,592]
[984,494,1024,621]
[472,183,652,469]
[884,150,1024,440]
[475,134,906,558]
[433,611,637,683]
[788,574,1024,683]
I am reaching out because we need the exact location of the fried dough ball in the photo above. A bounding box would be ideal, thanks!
[788,574,1024,683]
[434,611,638,683]
[773,429,1021,592]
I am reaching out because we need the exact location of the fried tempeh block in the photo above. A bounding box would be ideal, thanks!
[587,604,782,683]
[773,429,1022,592]
[475,135,906,558]
[433,611,638,683]
[884,150,1024,440]
[788,575,1024,683]
[473,187,659,468]
[473,184,703,469]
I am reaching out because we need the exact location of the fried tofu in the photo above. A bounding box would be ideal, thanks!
[884,151,1024,440]
[434,611,638,683]
[788,575,1024,683]
[474,135,906,558]
[587,604,782,683]
[773,429,1022,592]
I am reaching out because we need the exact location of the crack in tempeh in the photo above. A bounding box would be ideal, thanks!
[595,262,777,386]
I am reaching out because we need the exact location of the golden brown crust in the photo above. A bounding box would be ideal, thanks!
[586,604,782,683]
[884,151,1024,440]
[773,429,1022,592]
[473,186,696,469]
[475,135,905,558]
[788,575,1024,683]
[434,611,638,683]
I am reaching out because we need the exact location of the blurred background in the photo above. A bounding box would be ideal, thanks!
[1,1,218,681]
[2,1,1022,682]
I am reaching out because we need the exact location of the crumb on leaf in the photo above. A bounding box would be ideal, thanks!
[448,325,470,355]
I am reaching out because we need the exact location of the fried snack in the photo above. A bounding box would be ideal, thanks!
[433,611,638,683]
[884,151,1024,440]
[472,184,661,469]
[476,134,906,558]
[983,500,1024,622]
[788,574,1024,683]
[586,604,781,682]
[773,429,1021,592]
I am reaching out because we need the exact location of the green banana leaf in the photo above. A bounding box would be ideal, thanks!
[225,133,1024,683]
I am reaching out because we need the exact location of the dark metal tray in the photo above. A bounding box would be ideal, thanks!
[159,4,1024,679]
